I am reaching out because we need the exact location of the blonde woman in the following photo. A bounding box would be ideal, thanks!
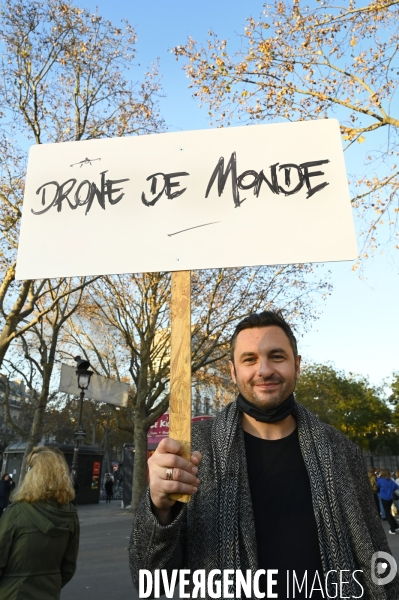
[0,446,79,599]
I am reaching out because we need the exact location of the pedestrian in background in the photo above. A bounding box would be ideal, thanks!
[376,469,399,534]
[393,470,399,512]
[105,476,114,503]
[376,468,387,519]
[0,446,79,599]
[367,466,380,516]
[0,474,11,518]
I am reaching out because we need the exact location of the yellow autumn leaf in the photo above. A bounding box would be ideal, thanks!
[357,136,365,143]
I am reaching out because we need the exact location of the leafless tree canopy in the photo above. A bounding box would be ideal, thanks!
[174,0,399,259]
[0,0,164,475]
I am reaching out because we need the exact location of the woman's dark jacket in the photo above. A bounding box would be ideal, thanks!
[0,499,79,599]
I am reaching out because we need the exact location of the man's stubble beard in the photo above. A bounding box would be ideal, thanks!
[237,374,298,412]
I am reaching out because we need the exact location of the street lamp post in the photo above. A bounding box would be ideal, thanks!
[71,356,93,487]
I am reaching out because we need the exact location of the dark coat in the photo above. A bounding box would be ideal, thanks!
[0,499,79,599]
[0,478,11,509]
[105,479,114,494]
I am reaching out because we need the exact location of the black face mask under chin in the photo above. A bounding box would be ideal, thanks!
[236,391,296,423]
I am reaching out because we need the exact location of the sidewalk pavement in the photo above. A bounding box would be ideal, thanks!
[61,500,138,600]
[61,501,399,600]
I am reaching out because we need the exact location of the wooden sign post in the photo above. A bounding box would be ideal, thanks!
[169,270,192,503]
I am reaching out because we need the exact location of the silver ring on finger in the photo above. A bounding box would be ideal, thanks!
[165,468,174,481]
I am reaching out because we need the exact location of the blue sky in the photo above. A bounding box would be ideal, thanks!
[84,0,398,387]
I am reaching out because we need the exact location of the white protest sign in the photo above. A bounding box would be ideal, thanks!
[16,119,357,279]
[59,363,129,407]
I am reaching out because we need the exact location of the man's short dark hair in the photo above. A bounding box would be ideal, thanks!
[230,310,298,362]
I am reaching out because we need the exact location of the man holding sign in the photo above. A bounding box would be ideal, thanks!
[14,115,394,597]
[130,311,399,599]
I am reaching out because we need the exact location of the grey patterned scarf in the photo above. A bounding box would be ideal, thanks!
[212,398,387,599]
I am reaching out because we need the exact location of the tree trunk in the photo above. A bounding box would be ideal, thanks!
[107,433,112,476]
[19,361,53,482]
[20,398,47,482]
[100,428,107,491]
[131,419,148,514]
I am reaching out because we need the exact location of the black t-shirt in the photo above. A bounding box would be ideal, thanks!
[244,427,324,599]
